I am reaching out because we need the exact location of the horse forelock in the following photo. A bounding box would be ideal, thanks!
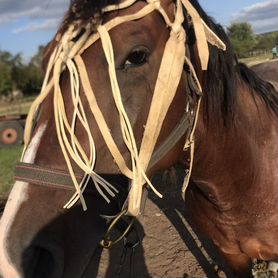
[66,0,121,22]
[42,0,122,70]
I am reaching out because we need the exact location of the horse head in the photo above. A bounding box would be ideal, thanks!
[0,0,221,277]
[2,1,277,277]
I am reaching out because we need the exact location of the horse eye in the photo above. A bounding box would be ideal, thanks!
[124,48,149,68]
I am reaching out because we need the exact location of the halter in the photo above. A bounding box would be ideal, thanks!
[16,0,225,219]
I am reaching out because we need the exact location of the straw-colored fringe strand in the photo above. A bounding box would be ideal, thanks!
[22,0,225,215]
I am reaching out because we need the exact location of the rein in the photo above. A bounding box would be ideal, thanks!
[17,0,225,223]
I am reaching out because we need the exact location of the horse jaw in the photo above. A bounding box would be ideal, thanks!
[0,123,47,277]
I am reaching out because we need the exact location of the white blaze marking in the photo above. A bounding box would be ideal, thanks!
[0,123,47,277]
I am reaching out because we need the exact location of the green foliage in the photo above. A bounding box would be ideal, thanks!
[25,45,45,94]
[253,31,278,52]
[0,60,12,95]
[228,23,257,58]
[0,146,23,199]
[0,46,45,98]
[228,22,278,58]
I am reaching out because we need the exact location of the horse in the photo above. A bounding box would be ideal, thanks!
[0,0,277,277]
[251,60,278,91]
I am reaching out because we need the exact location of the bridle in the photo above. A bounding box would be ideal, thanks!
[15,0,225,247]
[15,63,200,248]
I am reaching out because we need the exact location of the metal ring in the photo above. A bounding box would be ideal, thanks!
[100,209,135,249]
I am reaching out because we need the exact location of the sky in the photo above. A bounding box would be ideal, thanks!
[0,0,277,61]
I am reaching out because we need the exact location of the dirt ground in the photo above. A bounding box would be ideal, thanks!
[0,167,232,278]
[92,167,233,278]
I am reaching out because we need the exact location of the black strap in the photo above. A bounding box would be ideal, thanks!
[114,222,141,278]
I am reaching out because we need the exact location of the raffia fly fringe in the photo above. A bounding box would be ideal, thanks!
[21,0,225,216]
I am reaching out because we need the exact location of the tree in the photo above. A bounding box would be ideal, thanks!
[0,60,12,96]
[0,51,26,95]
[228,23,257,58]
[0,51,13,65]
[0,46,45,98]
[29,45,45,69]
[10,53,29,92]
[24,45,45,95]
[254,32,278,52]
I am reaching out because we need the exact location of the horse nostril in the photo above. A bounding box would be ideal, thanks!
[22,243,64,278]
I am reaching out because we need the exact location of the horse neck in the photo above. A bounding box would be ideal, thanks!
[190,81,278,206]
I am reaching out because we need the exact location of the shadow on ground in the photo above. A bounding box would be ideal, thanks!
[1,165,236,278]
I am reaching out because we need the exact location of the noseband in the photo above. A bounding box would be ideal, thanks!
[15,0,225,226]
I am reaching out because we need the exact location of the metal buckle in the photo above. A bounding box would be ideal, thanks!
[100,209,135,248]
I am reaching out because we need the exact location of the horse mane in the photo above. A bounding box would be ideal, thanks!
[188,0,278,126]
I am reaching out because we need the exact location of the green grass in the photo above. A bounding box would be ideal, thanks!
[0,146,23,199]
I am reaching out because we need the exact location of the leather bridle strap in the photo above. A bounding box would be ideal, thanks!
[149,65,201,168]
[14,163,116,197]
[14,90,195,192]
[14,64,200,249]
[15,162,82,191]
[15,55,201,196]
